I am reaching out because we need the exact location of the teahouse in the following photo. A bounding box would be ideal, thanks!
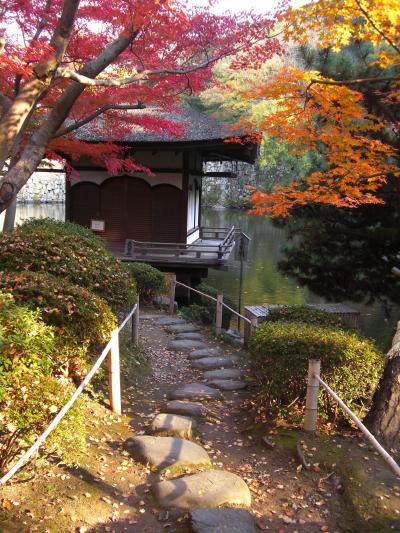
[66,106,257,280]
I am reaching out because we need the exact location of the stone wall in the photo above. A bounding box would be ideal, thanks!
[17,172,65,203]
[202,161,259,208]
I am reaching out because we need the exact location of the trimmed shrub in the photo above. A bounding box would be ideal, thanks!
[126,262,166,302]
[0,218,137,311]
[0,271,116,354]
[265,305,348,329]
[249,320,383,424]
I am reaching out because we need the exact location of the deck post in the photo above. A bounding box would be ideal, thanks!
[304,359,321,433]
[108,328,122,415]
[132,303,139,345]
[169,275,176,314]
[215,293,223,336]
[244,316,258,348]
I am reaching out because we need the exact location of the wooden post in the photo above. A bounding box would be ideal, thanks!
[215,293,223,336]
[304,359,321,433]
[244,316,258,348]
[132,303,139,345]
[108,328,121,415]
[169,275,176,314]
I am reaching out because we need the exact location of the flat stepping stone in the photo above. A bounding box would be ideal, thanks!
[125,436,211,469]
[190,348,224,359]
[166,324,199,334]
[150,413,196,439]
[152,470,251,509]
[207,379,247,391]
[175,332,204,341]
[204,368,243,380]
[192,357,235,371]
[155,316,187,326]
[164,401,208,418]
[190,508,256,533]
[140,314,160,321]
[168,383,223,401]
[168,339,207,351]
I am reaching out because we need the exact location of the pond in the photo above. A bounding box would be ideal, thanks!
[2,203,397,349]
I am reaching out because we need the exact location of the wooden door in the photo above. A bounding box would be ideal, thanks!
[70,182,100,227]
[152,184,181,242]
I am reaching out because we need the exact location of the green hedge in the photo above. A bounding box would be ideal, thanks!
[126,262,166,302]
[0,271,116,354]
[0,219,136,311]
[265,305,348,329]
[0,293,86,470]
[249,320,383,424]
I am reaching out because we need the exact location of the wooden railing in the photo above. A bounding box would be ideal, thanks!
[124,226,236,263]
[169,276,258,346]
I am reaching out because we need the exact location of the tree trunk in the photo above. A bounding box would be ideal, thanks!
[364,321,400,453]
[2,197,17,231]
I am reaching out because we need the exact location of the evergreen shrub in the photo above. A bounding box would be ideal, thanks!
[265,305,348,328]
[0,219,137,311]
[126,262,166,301]
[249,320,383,424]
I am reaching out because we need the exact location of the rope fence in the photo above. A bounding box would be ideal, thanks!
[0,302,139,487]
[304,358,400,478]
[170,276,256,345]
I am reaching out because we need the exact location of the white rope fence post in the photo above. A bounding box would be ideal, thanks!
[169,275,176,314]
[108,328,121,415]
[215,293,223,336]
[132,301,140,345]
[304,359,321,433]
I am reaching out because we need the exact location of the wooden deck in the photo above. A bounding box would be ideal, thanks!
[115,227,237,268]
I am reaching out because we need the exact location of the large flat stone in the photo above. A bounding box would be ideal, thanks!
[150,413,196,439]
[164,401,208,418]
[175,332,204,341]
[153,470,251,509]
[168,339,207,351]
[155,317,187,326]
[166,324,199,334]
[125,436,211,469]
[190,348,224,359]
[168,383,223,402]
[207,379,247,391]
[190,508,256,533]
[204,368,243,380]
[192,357,235,370]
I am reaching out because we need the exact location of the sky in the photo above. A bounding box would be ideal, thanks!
[194,0,307,13]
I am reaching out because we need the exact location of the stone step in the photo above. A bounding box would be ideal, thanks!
[125,435,211,470]
[207,379,247,391]
[189,348,224,359]
[175,332,204,341]
[140,314,160,321]
[152,470,251,510]
[164,400,208,418]
[168,383,223,402]
[168,339,207,351]
[203,368,243,381]
[165,324,199,334]
[150,413,196,439]
[190,508,256,533]
[155,316,187,326]
[192,357,235,371]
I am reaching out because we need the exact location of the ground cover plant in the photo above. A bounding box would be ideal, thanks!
[0,219,137,311]
[126,262,166,302]
[249,320,384,426]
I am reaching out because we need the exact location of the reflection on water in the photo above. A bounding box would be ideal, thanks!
[3,203,397,348]
[202,208,399,349]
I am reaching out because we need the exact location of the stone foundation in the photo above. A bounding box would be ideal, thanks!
[17,172,65,204]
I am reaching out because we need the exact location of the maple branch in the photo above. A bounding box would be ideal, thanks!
[354,0,400,56]
[53,102,146,138]
[308,76,400,87]
[55,54,230,86]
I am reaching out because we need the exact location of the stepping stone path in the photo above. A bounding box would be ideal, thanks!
[168,339,207,351]
[125,435,211,469]
[150,413,196,439]
[191,356,235,370]
[203,368,243,380]
[153,470,252,509]
[128,314,253,528]
[190,508,256,533]
[169,383,223,401]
